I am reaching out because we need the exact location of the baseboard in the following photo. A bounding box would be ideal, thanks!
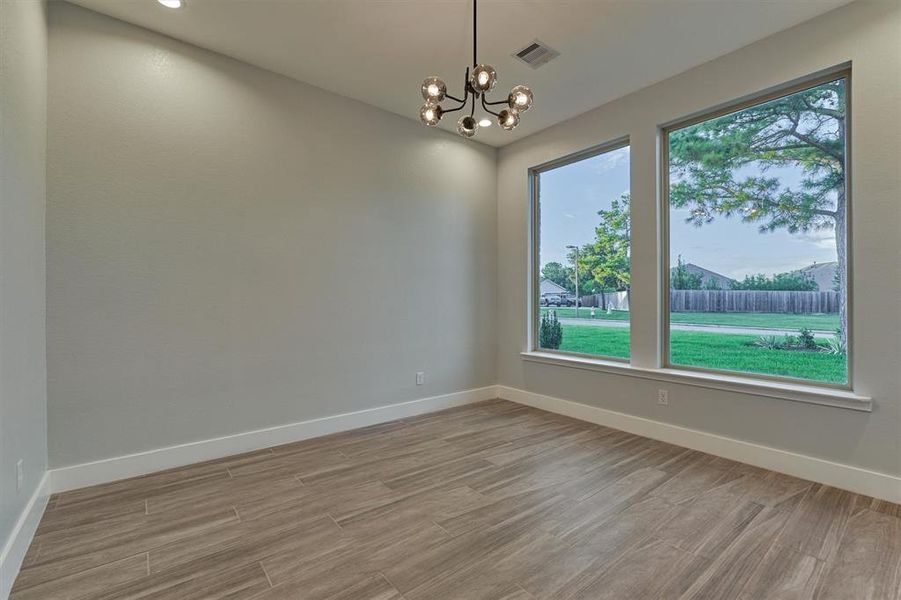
[0,472,51,600]
[498,385,901,504]
[50,386,498,493]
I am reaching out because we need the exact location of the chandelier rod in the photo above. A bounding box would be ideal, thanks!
[473,0,477,68]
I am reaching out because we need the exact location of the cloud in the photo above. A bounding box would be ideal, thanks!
[592,149,629,173]
[793,231,837,250]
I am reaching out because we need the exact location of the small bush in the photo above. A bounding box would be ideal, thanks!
[824,332,846,355]
[539,310,563,349]
[753,335,783,350]
[798,328,818,350]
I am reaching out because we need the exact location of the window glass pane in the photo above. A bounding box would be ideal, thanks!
[537,144,631,359]
[667,77,848,384]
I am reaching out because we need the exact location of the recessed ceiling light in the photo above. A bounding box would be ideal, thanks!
[478,118,492,127]
[158,0,184,9]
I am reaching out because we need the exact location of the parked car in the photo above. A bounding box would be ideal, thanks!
[540,294,564,307]
[540,294,581,307]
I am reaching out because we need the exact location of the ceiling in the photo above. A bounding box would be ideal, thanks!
[67,0,851,147]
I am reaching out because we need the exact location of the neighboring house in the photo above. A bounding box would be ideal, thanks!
[793,261,837,291]
[539,278,568,296]
[670,263,736,289]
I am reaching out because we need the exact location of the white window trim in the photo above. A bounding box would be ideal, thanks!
[529,136,632,363]
[659,67,853,390]
[525,67,866,411]
[520,351,871,412]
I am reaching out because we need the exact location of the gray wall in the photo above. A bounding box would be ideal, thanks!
[0,0,48,554]
[46,3,497,467]
[498,1,901,477]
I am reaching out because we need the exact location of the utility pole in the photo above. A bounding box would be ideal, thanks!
[566,245,580,319]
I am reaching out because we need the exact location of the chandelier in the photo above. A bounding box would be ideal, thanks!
[418,0,533,138]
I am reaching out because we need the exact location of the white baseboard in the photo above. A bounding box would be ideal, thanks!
[498,385,901,504]
[0,472,51,600]
[50,386,498,493]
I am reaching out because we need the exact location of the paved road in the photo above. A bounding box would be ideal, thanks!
[558,317,834,338]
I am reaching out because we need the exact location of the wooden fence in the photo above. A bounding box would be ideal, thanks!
[579,290,841,313]
[579,291,630,311]
[668,290,840,313]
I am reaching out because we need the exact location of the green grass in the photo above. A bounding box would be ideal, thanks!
[544,324,847,384]
[539,308,839,331]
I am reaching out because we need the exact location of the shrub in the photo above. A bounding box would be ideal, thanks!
[824,331,846,355]
[539,310,563,349]
[730,271,819,291]
[753,335,783,350]
[798,328,818,350]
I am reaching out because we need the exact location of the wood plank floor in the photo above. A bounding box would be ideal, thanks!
[13,400,901,599]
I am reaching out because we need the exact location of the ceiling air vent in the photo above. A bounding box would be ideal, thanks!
[513,40,559,69]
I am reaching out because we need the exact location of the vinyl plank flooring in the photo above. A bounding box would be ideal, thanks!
[148,512,345,575]
[738,543,825,600]
[320,573,403,600]
[332,484,489,537]
[655,476,765,558]
[437,485,574,538]
[679,490,807,599]
[815,508,901,599]
[777,483,861,562]
[12,400,901,600]
[36,499,148,536]
[14,507,238,591]
[235,479,396,523]
[650,452,738,504]
[564,537,710,599]
[10,553,149,600]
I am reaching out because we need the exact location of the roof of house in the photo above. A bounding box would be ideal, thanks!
[671,263,736,289]
[539,279,568,295]
[794,261,837,292]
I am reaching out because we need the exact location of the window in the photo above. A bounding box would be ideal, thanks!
[664,74,849,385]
[533,141,631,360]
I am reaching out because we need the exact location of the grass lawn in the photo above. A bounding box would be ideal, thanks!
[539,308,839,331]
[547,324,847,384]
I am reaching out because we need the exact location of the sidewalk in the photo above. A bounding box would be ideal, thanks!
[557,317,834,338]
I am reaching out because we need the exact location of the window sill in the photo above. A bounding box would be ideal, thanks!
[520,351,872,412]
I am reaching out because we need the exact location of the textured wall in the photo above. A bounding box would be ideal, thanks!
[498,1,901,476]
[47,3,497,467]
[0,0,48,557]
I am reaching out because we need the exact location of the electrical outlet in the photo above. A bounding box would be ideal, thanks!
[657,389,669,406]
[416,371,425,385]
[16,459,23,492]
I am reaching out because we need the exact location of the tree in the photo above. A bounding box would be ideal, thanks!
[668,78,848,344]
[702,277,721,290]
[730,271,818,291]
[670,255,702,290]
[578,193,631,308]
[541,262,572,293]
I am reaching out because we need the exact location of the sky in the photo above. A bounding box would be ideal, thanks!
[538,146,838,281]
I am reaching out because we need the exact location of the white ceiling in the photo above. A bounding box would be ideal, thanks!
[67,0,851,147]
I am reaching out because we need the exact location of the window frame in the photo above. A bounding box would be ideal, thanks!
[528,135,631,362]
[659,67,853,390]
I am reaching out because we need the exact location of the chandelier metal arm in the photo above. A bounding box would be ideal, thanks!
[441,103,466,115]
[480,95,501,117]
